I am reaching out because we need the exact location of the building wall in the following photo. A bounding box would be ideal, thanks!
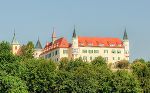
[40,48,69,62]
[34,49,43,58]
[12,44,21,55]
[77,47,126,63]
[40,46,128,63]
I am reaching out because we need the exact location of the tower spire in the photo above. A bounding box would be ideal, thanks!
[12,28,19,44]
[35,36,42,49]
[72,25,77,38]
[123,28,128,40]
[52,27,56,43]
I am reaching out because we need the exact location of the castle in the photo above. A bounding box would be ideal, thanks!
[11,28,129,64]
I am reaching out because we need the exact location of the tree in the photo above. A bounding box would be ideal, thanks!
[20,41,34,59]
[110,70,141,93]
[91,56,106,66]
[59,57,69,70]
[0,41,11,54]
[116,60,129,69]
[94,65,113,92]
[0,75,28,93]
[131,60,150,92]
[20,58,57,93]
[72,65,98,93]
[54,70,74,93]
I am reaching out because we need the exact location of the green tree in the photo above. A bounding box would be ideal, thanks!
[91,56,106,66]
[20,41,34,59]
[132,60,150,92]
[72,65,98,93]
[110,70,141,93]
[0,74,28,93]
[20,59,57,93]
[116,60,129,69]
[54,70,74,93]
[0,41,11,54]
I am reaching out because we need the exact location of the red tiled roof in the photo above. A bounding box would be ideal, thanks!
[78,36,124,48]
[41,37,69,55]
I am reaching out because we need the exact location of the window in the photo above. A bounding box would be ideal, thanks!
[15,46,17,50]
[118,44,122,47]
[104,57,108,61]
[110,44,115,47]
[80,43,84,46]
[117,50,121,54]
[125,51,128,54]
[104,50,108,54]
[82,50,87,53]
[83,56,87,61]
[112,50,116,54]
[56,58,59,62]
[94,50,99,53]
[63,50,68,54]
[118,57,121,60]
[52,52,54,56]
[55,50,58,55]
[48,53,51,58]
[88,50,93,53]
[90,56,92,60]
[99,44,104,47]
[88,43,93,46]
[113,57,115,60]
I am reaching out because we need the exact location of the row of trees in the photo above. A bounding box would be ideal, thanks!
[0,41,150,93]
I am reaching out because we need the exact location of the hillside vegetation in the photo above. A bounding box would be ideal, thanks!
[0,41,150,93]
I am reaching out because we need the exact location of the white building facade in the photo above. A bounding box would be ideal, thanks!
[37,28,129,64]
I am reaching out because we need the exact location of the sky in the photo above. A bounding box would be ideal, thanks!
[0,0,150,61]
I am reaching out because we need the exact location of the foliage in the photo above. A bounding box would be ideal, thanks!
[91,56,107,66]
[0,75,28,93]
[110,70,142,93]
[131,60,150,92]
[116,60,129,69]
[20,41,34,59]
[0,41,149,93]
[20,58,57,93]
[0,41,11,54]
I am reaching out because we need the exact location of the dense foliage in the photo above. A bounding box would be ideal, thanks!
[0,41,150,93]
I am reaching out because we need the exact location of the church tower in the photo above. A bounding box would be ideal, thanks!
[11,29,21,55]
[34,37,43,58]
[123,28,129,60]
[71,26,79,59]
[52,28,56,44]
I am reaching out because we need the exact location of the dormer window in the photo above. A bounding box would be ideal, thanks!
[88,43,93,46]
[110,44,115,47]
[80,43,84,46]
[99,44,104,47]
[118,44,122,47]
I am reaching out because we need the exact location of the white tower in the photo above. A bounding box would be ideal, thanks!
[72,26,79,59]
[11,29,21,55]
[123,28,129,60]
[34,37,43,58]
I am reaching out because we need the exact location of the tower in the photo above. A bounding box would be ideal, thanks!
[123,28,129,60]
[72,26,79,59]
[34,37,43,58]
[52,28,56,44]
[11,29,21,55]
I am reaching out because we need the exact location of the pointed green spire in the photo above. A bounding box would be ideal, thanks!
[123,28,128,40]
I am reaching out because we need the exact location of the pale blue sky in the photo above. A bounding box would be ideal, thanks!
[0,0,150,61]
